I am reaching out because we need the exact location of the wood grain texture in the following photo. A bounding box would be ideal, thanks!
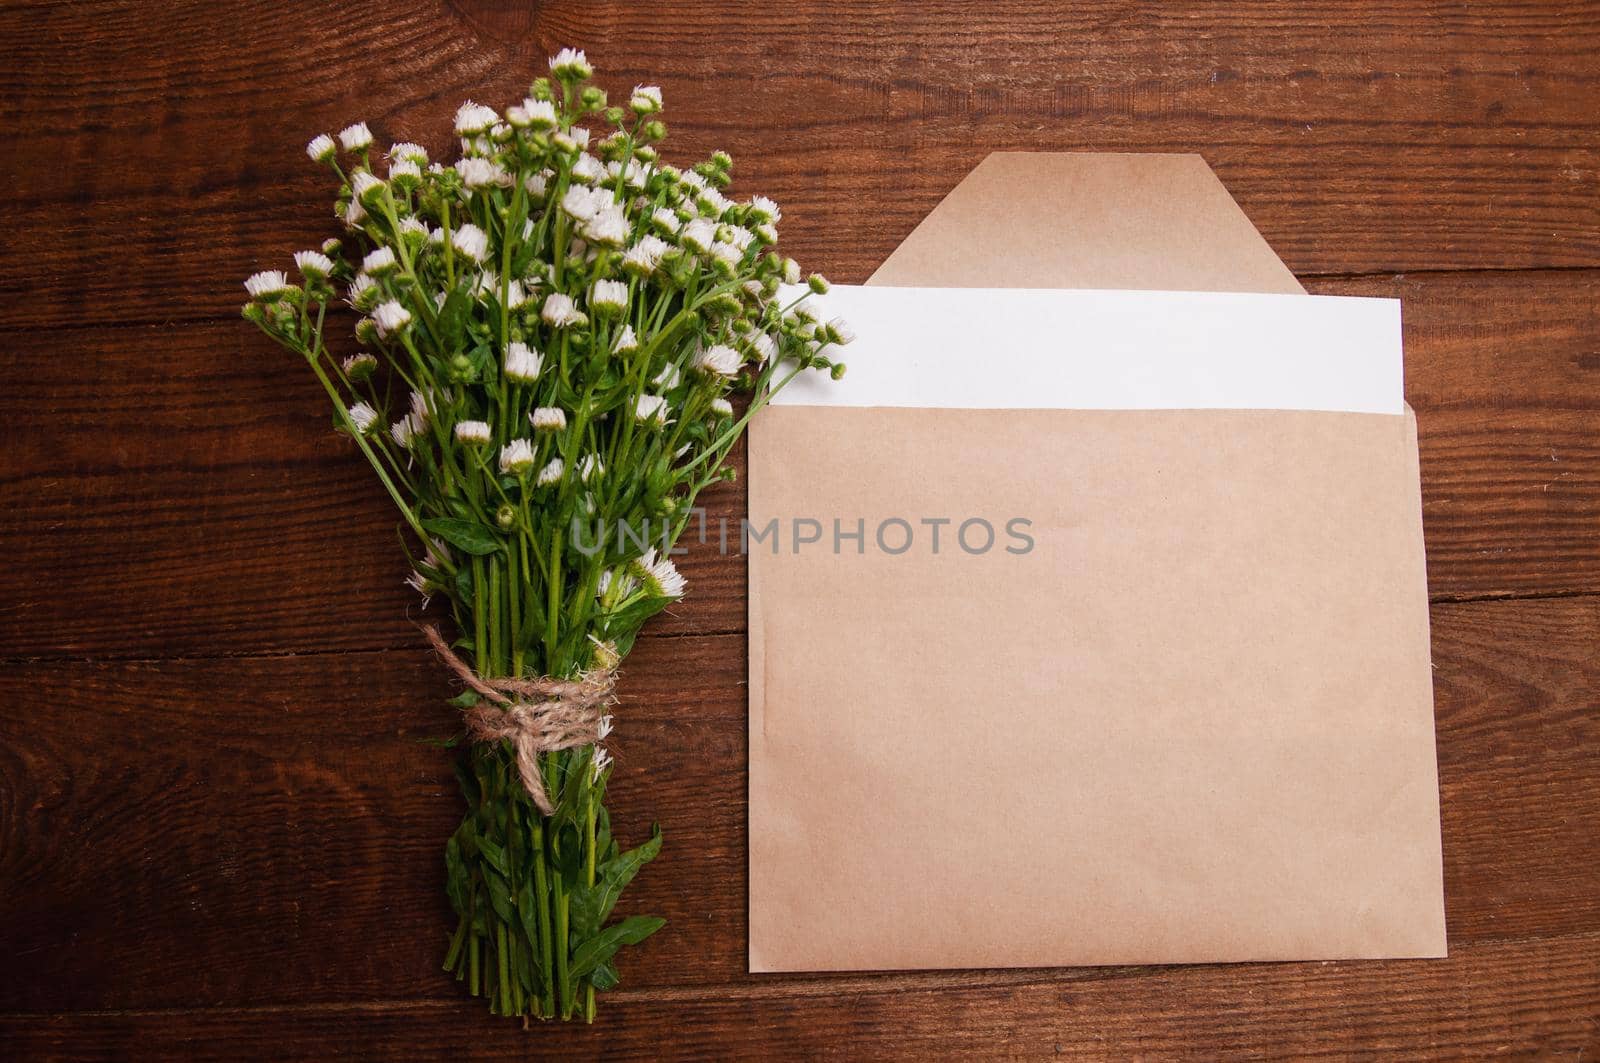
[3,0,1598,1057]
[1,933,1596,1061]
[2,270,1596,661]
[3,1,1600,330]
[1,597,1596,1015]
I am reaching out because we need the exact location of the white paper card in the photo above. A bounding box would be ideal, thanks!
[774,285,1403,415]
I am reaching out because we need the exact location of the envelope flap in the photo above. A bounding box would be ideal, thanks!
[867,153,1304,295]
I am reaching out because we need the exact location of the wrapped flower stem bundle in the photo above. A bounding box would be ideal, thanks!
[243,50,846,1022]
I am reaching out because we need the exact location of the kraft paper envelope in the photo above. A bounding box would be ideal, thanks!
[746,153,1446,971]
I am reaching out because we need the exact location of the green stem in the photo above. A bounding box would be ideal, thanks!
[584,796,598,1023]
[532,819,555,1016]
[555,876,572,1018]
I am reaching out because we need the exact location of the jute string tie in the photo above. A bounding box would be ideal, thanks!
[422,624,615,815]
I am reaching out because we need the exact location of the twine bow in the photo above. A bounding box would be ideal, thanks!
[422,624,615,815]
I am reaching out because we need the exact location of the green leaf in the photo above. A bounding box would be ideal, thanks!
[436,286,471,346]
[571,825,663,938]
[517,880,544,978]
[588,960,620,991]
[483,866,514,923]
[569,916,666,980]
[476,835,509,876]
[422,517,502,556]
[445,690,480,710]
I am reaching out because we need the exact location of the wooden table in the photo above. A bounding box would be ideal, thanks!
[2,2,1597,1058]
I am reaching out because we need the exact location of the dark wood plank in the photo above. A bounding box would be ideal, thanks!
[5,1,1600,329]
[1,596,1595,1013]
[3,269,1595,659]
[1,932,1596,1061]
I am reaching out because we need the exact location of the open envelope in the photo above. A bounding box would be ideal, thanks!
[746,154,1446,971]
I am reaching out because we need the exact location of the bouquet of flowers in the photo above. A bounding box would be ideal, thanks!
[242,49,847,1023]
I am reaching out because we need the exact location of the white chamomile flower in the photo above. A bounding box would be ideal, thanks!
[571,127,591,149]
[457,157,508,189]
[504,341,542,383]
[678,169,707,193]
[748,195,781,224]
[590,279,627,313]
[541,292,587,328]
[452,223,489,263]
[583,207,629,248]
[342,352,378,379]
[399,216,428,240]
[550,48,592,81]
[651,206,683,235]
[454,101,499,135]
[390,411,423,448]
[344,198,367,228]
[244,270,289,299]
[578,454,603,483]
[338,122,373,151]
[612,324,639,354]
[630,84,662,114]
[698,186,732,219]
[536,457,565,487]
[634,394,668,425]
[454,420,492,445]
[306,134,336,163]
[530,407,567,432]
[782,257,801,284]
[561,184,604,221]
[504,279,530,311]
[750,331,778,363]
[591,746,612,781]
[597,567,638,600]
[388,159,421,185]
[632,548,687,599]
[710,241,743,269]
[498,438,536,475]
[409,389,434,425]
[828,316,857,345]
[347,272,377,310]
[681,218,717,255]
[350,170,384,206]
[361,246,397,276]
[597,714,614,740]
[524,170,551,199]
[694,344,742,378]
[571,153,605,183]
[372,300,412,337]
[622,235,671,275]
[710,398,734,418]
[521,98,558,131]
[388,142,428,166]
[347,402,379,434]
[294,250,334,279]
[652,363,680,390]
[405,571,432,606]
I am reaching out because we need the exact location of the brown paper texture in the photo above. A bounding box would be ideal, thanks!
[747,153,1444,971]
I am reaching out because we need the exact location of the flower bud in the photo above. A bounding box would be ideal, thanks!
[496,503,517,529]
